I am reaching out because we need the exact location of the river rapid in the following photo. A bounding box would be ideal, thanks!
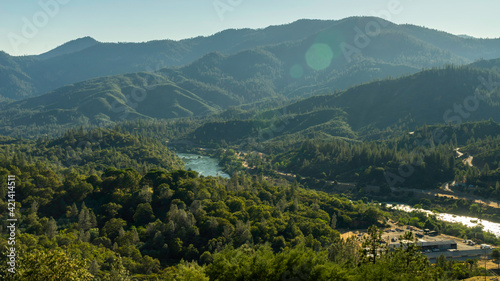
[391,204,500,237]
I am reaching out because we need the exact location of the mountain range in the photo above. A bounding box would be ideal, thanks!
[2,17,500,101]
[1,17,500,140]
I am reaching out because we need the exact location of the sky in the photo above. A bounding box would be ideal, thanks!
[1,0,499,56]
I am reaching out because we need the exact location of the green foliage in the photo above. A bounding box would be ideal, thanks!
[0,86,499,280]
[0,127,184,173]
[273,136,456,189]
[3,30,500,140]
[163,261,209,281]
[2,249,93,281]
[0,129,397,279]
[361,225,384,264]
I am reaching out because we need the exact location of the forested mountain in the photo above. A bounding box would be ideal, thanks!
[281,65,500,131]
[0,19,336,100]
[469,58,500,72]
[2,61,500,141]
[171,64,500,149]
[37,37,100,60]
[2,17,500,100]
[2,12,500,280]
[0,72,225,131]
[278,120,500,199]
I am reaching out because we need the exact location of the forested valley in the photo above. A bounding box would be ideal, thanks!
[2,17,500,280]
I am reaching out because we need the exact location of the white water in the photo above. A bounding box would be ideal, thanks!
[391,204,500,237]
[177,153,230,179]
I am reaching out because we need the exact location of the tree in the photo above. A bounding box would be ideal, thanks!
[156,183,174,200]
[67,203,78,218]
[436,253,448,270]
[361,225,384,264]
[330,212,337,229]
[107,256,130,281]
[200,251,213,265]
[102,218,127,240]
[45,217,58,239]
[328,236,360,265]
[67,181,93,202]
[167,261,209,281]
[482,163,490,176]
[9,249,93,281]
[78,204,92,231]
[133,203,155,225]
[170,238,184,259]
[469,203,482,218]
[389,231,432,276]
[141,255,160,274]
[492,248,500,271]
[101,202,123,219]
[89,259,101,276]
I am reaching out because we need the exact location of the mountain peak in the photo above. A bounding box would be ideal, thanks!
[37,36,99,60]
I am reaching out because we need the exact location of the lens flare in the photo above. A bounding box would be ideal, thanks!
[305,43,334,71]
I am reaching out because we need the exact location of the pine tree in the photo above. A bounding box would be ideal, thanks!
[78,205,92,232]
[46,217,58,239]
[68,203,78,218]
[108,256,130,281]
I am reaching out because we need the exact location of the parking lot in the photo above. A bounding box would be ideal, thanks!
[381,224,481,251]
[341,220,490,254]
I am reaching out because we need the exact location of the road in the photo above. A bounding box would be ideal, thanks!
[464,155,474,167]
[455,148,474,167]
[393,186,500,209]
[234,149,499,209]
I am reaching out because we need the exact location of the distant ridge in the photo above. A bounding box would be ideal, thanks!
[457,34,477,39]
[2,59,500,138]
[1,17,500,101]
[37,36,99,60]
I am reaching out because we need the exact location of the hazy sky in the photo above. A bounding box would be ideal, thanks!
[1,0,499,56]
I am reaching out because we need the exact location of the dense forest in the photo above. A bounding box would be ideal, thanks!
[2,16,500,280]
[271,121,499,189]
[0,128,499,280]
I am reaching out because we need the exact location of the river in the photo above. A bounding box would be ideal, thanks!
[176,153,230,179]
[176,153,499,236]
[391,204,500,237]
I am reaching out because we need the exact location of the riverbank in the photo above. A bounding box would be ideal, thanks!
[174,150,500,243]
[391,204,500,238]
[176,152,230,178]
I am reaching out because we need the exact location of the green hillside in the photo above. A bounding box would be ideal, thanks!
[286,66,500,131]
[2,12,500,281]
[0,127,183,173]
[0,72,222,133]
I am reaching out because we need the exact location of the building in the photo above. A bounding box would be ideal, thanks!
[420,240,457,251]
[426,249,492,263]
[389,240,457,251]
[389,240,493,263]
